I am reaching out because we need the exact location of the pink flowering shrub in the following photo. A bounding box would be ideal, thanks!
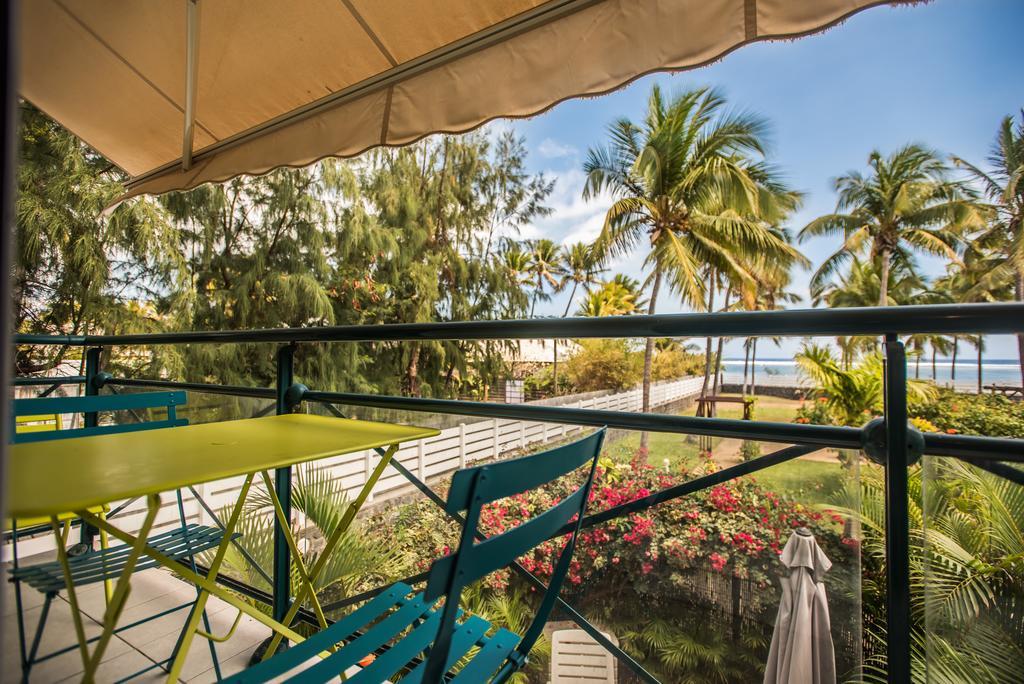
[387,452,848,595]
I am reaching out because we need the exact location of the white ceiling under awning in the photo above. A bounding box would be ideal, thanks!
[18,0,903,201]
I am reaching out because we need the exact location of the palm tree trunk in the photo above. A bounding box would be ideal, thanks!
[878,249,891,306]
[750,338,758,396]
[977,337,983,394]
[710,288,731,410]
[931,345,937,381]
[553,283,580,396]
[742,339,751,395]
[951,337,958,386]
[639,270,662,453]
[915,352,921,379]
[1017,272,1024,390]
[699,271,717,402]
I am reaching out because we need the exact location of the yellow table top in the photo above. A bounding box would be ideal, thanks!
[6,414,439,518]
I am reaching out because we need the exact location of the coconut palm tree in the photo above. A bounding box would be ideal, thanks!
[802,144,982,305]
[559,242,606,315]
[526,238,566,317]
[583,84,802,448]
[552,242,606,392]
[813,256,925,308]
[796,344,935,427]
[576,278,642,317]
[953,111,1024,386]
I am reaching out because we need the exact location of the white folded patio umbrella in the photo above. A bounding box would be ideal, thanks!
[16,0,905,203]
[764,528,837,684]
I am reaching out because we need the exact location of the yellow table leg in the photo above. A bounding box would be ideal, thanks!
[84,494,160,681]
[260,470,329,628]
[51,518,90,672]
[264,443,400,659]
[78,507,308,648]
[164,473,254,682]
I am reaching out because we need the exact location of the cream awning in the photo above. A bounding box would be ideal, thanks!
[18,0,899,201]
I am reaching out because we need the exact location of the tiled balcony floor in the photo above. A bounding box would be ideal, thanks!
[2,561,269,683]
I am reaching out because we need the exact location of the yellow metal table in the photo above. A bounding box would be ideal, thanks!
[6,413,440,682]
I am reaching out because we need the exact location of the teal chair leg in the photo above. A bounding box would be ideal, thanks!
[175,489,223,680]
[25,593,53,680]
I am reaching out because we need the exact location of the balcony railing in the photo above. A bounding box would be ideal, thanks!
[11,303,1024,683]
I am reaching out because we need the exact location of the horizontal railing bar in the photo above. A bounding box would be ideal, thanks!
[13,375,86,386]
[13,303,1024,347]
[106,377,276,400]
[920,432,1024,462]
[307,389,864,448]
[100,376,1024,461]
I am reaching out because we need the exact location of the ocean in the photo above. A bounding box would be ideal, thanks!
[721,358,1022,391]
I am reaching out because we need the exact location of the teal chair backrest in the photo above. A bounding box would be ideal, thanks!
[420,427,606,681]
[12,391,188,444]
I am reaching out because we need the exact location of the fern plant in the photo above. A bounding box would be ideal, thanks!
[208,463,403,619]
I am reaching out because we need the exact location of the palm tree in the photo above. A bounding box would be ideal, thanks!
[797,344,935,427]
[559,242,606,315]
[584,84,802,449]
[553,242,605,392]
[526,238,565,317]
[576,279,642,317]
[802,144,982,305]
[953,111,1024,386]
[813,256,925,309]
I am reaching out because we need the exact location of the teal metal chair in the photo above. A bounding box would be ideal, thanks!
[6,391,230,682]
[227,427,606,684]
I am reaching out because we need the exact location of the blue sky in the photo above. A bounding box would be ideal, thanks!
[494,0,1023,358]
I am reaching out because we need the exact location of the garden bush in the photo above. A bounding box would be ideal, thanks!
[912,389,1024,438]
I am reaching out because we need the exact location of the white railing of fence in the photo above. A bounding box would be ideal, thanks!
[8,376,705,557]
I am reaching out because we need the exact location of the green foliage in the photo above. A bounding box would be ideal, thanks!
[212,464,402,615]
[651,346,703,381]
[14,104,183,375]
[796,344,936,427]
[912,389,1024,438]
[845,460,1024,682]
[564,339,643,392]
[522,364,572,396]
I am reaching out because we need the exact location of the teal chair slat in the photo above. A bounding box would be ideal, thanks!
[401,615,491,684]
[226,428,606,684]
[345,610,445,683]
[228,583,415,682]
[13,418,188,444]
[14,390,185,416]
[9,525,234,594]
[449,630,522,684]
[446,429,605,513]
[302,594,433,681]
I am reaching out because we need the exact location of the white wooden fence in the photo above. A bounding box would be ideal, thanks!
[7,377,703,558]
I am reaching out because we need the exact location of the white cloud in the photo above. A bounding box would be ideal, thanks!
[537,137,578,159]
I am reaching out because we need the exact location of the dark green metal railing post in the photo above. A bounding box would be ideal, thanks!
[83,347,102,428]
[80,347,104,548]
[883,334,911,682]
[272,344,296,625]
